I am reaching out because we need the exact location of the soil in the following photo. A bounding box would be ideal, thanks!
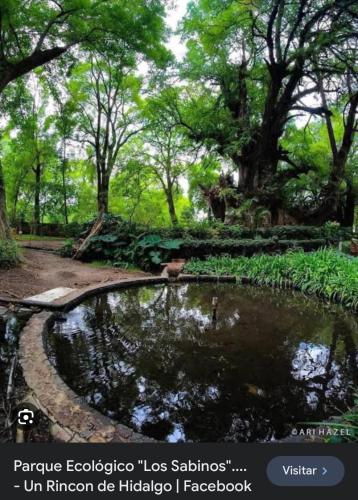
[0,248,148,300]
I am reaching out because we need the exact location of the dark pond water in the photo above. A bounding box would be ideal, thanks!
[46,283,358,443]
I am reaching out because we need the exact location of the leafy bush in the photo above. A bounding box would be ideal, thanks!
[59,238,75,258]
[132,234,183,269]
[0,239,19,268]
[184,249,358,310]
[153,223,350,242]
[78,215,140,262]
[179,238,326,258]
[67,214,351,270]
[71,215,184,270]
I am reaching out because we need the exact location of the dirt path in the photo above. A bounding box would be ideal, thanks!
[0,249,148,300]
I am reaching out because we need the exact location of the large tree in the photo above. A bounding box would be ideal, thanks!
[178,0,357,223]
[1,82,62,232]
[314,72,357,224]
[141,94,195,225]
[70,57,144,214]
[0,0,168,239]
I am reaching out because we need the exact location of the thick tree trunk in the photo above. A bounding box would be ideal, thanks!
[314,89,358,224]
[210,197,226,222]
[11,183,20,225]
[98,186,109,214]
[0,161,11,240]
[341,179,355,228]
[200,177,228,223]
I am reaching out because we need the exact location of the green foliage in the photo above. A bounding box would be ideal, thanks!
[70,214,183,269]
[0,1,169,71]
[69,215,349,269]
[134,234,183,268]
[184,250,358,311]
[179,238,326,258]
[308,394,358,443]
[328,399,358,443]
[152,222,349,242]
[59,238,75,258]
[0,239,19,268]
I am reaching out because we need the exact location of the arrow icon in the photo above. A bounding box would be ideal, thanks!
[322,467,328,476]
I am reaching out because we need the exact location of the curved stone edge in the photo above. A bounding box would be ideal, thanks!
[18,274,329,444]
[20,310,155,443]
[18,275,246,443]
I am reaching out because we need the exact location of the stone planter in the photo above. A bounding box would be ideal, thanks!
[165,259,186,278]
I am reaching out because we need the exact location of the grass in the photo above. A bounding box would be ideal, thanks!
[332,398,358,442]
[308,395,358,443]
[184,249,358,311]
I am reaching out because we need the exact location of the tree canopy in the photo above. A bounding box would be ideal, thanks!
[0,0,357,238]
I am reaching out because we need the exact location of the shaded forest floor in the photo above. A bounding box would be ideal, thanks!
[0,248,148,300]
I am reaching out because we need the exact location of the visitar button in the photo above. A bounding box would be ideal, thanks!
[267,456,345,487]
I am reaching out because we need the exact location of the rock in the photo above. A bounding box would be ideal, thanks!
[0,306,8,336]
[15,308,34,320]
[0,305,8,313]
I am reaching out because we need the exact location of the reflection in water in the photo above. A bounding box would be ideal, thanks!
[46,284,358,443]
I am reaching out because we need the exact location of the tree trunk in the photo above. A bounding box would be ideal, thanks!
[341,179,355,228]
[315,87,358,224]
[11,183,20,225]
[165,188,178,225]
[62,141,69,225]
[33,162,41,235]
[210,197,226,222]
[98,169,110,214]
[63,168,69,225]
[0,161,11,240]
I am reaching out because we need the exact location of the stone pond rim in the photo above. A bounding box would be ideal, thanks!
[18,274,351,443]
[19,275,238,443]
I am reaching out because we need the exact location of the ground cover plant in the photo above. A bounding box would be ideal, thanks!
[184,250,358,311]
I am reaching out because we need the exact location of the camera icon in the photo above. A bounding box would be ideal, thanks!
[14,403,38,429]
[18,409,35,426]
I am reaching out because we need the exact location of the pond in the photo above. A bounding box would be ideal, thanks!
[46,283,358,443]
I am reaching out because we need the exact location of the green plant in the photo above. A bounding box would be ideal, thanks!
[58,238,75,257]
[308,395,358,443]
[323,221,341,239]
[184,249,358,310]
[59,238,75,258]
[133,234,183,269]
[179,238,326,258]
[0,239,20,268]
